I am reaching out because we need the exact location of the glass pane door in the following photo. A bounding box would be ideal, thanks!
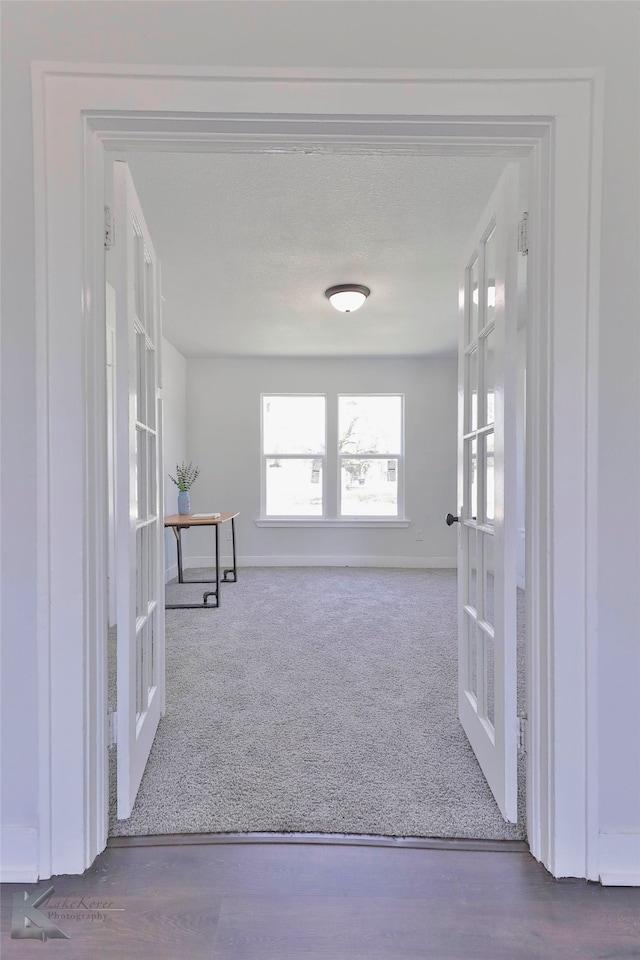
[457,165,519,822]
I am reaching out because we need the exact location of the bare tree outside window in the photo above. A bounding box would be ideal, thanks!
[338,396,403,517]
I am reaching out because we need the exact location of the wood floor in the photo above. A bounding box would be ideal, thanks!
[3,838,639,959]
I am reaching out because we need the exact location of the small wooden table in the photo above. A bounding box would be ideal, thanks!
[164,511,238,609]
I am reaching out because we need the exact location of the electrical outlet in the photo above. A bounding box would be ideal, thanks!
[416,529,423,541]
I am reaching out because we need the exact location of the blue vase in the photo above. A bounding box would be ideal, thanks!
[177,491,191,515]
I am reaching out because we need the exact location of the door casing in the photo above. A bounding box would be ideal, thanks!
[30,64,603,881]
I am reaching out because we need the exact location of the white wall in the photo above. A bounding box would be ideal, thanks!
[161,338,187,581]
[184,357,457,567]
[1,1,638,877]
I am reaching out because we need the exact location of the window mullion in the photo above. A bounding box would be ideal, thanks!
[326,392,338,519]
[263,452,324,459]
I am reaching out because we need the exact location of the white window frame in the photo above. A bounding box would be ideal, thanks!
[260,393,328,519]
[337,393,405,520]
[259,393,406,524]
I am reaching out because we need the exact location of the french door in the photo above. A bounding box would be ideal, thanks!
[111,160,165,819]
[456,164,519,822]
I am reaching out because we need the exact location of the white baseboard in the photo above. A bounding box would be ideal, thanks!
[165,562,178,584]
[599,832,640,886]
[185,555,457,569]
[184,555,235,570]
[0,825,39,883]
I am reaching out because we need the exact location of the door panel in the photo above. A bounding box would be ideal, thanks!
[111,160,165,819]
[457,164,519,822]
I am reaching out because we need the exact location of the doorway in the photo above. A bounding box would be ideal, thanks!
[106,148,527,837]
[32,65,600,880]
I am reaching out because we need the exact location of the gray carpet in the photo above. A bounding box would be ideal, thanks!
[109,567,525,840]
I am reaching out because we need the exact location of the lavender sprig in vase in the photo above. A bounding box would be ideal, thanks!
[169,461,200,515]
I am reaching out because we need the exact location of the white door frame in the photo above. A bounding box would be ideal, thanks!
[31,64,603,880]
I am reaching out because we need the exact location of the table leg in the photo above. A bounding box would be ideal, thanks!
[174,527,184,583]
[202,521,220,607]
[223,516,238,582]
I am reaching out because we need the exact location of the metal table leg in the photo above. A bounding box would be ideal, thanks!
[172,526,185,583]
[166,522,220,610]
[203,522,220,607]
[222,516,238,582]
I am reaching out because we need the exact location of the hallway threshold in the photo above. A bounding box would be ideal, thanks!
[107,830,529,853]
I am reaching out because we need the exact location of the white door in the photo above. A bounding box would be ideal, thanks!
[111,160,165,819]
[455,164,519,822]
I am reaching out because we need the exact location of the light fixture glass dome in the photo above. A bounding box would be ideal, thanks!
[325,284,371,313]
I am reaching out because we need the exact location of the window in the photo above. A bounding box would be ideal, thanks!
[262,395,326,516]
[338,395,403,517]
[261,394,404,520]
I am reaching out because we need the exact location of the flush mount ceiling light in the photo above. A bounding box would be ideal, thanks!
[325,284,371,313]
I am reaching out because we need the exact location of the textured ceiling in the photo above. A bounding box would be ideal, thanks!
[124,151,508,358]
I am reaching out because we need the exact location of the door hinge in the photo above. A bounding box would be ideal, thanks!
[517,212,529,256]
[107,710,117,747]
[517,715,528,754]
[104,205,115,249]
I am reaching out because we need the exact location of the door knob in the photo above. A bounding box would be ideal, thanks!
[446,513,459,526]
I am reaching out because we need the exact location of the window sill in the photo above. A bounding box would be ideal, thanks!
[255,518,410,529]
